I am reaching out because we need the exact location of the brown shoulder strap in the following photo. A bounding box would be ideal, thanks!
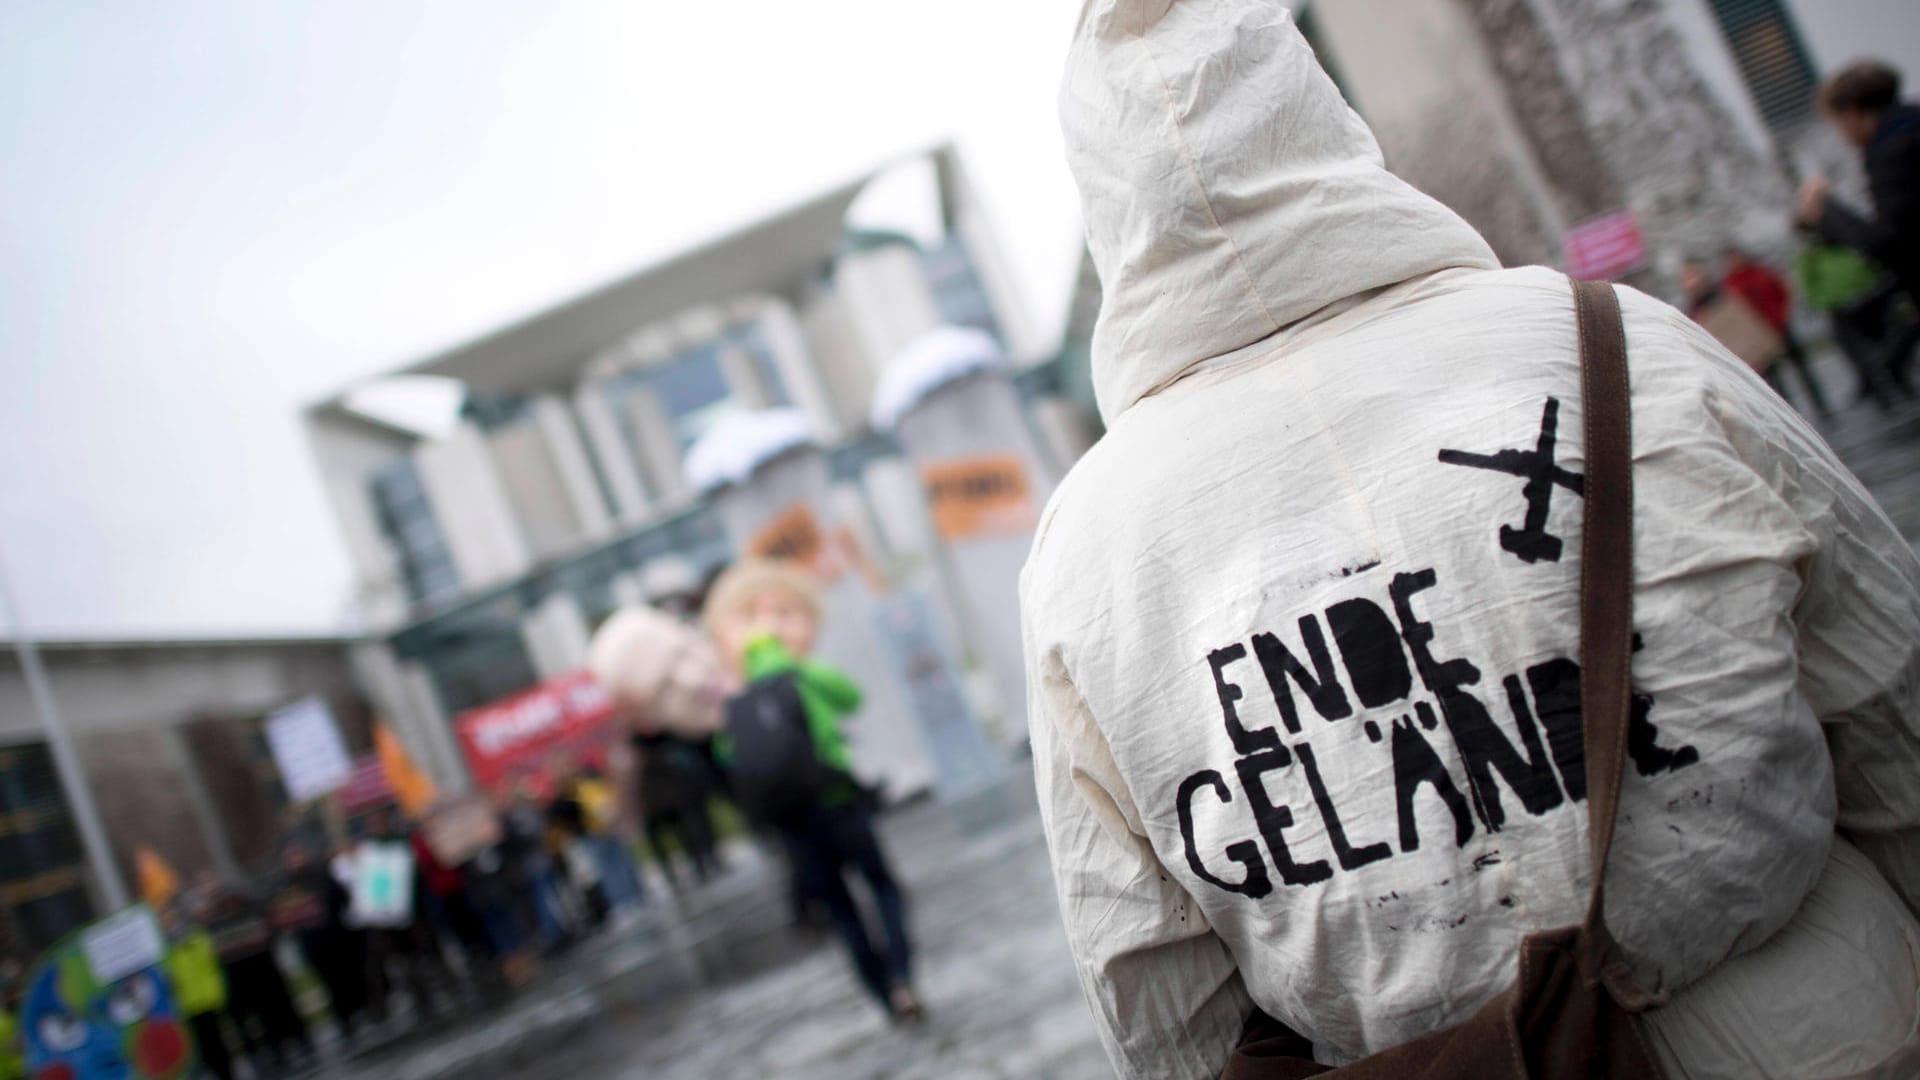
[1569,279,1662,1008]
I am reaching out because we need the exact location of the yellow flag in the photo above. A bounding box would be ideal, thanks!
[136,844,179,910]
[376,722,440,818]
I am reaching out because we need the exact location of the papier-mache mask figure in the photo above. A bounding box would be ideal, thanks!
[21,934,189,1080]
[587,604,736,737]
[700,559,824,674]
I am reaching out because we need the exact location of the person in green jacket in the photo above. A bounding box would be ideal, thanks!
[163,906,233,1080]
[1797,232,1912,408]
[0,989,22,1080]
[704,559,922,1022]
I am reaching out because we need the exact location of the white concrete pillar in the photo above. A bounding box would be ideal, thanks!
[397,657,471,792]
[716,342,774,410]
[353,642,463,790]
[166,726,241,880]
[860,457,973,665]
[937,149,1049,364]
[414,422,533,588]
[305,417,413,627]
[621,386,690,508]
[837,245,943,384]
[757,298,844,442]
[826,481,888,582]
[520,593,592,679]
[864,456,943,561]
[487,420,585,561]
[532,395,615,542]
[611,573,648,610]
[574,379,654,527]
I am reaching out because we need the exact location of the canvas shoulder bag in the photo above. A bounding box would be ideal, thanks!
[1222,279,1669,1080]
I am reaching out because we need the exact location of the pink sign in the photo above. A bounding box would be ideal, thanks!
[335,756,395,812]
[1562,210,1647,281]
[454,670,618,795]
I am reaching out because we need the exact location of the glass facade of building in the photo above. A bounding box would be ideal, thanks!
[369,457,462,604]
[0,741,93,961]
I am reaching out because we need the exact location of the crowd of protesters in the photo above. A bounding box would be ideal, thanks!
[0,730,733,1080]
[0,555,927,1080]
[1666,62,1920,423]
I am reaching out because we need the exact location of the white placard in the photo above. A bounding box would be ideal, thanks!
[347,842,416,929]
[266,696,353,802]
[81,906,164,985]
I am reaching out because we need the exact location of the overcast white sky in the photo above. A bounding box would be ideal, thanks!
[0,1,1087,637]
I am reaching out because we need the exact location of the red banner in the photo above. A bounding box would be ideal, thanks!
[454,670,618,796]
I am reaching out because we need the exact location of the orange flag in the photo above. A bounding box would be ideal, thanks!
[135,844,179,910]
[376,722,439,818]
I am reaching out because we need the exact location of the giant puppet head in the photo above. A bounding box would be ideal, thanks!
[20,925,190,1080]
[587,604,736,737]
[700,559,824,675]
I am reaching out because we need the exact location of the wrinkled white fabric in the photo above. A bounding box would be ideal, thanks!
[1023,3,1920,1078]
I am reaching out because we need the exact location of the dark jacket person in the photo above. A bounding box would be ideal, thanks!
[1803,60,1920,304]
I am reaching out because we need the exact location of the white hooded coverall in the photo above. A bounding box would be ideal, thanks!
[1021,2,1920,1077]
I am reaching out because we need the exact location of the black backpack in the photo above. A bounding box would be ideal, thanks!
[723,671,848,827]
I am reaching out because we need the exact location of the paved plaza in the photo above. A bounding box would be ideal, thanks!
[332,780,1112,1080]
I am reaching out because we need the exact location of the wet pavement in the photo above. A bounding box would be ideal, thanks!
[329,779,1111,1080]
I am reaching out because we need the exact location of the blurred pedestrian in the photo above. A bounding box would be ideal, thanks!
[501,789,572,953]
[1722,247,1830,415]
[1802,60,1920,303]
[351,807,453,1023]
[199,876,313,1072]
[545,783,609,929]
[1027,3,1920,1076]
[1802,59,1920,390]
[706,559,921,1022]
[272,840,372,1040]
[457,838,533,985]
[1678,257,1720,316]
[409,825,498,993]
[161,904,234,1080]
[632,730,724,891]
[0,959,23,1080]
[572,765,647,915]
[1795,232,1911,409]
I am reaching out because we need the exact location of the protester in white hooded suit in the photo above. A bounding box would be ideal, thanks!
[1021,3,1920,1078]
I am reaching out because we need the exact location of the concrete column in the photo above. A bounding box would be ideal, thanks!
[414,421,533,589]
[166,726,240,880]
[397,659,469,792]
[532,395,615,542]
[621,386,691,508]
[837,245,943,383]
[757,298,844,442]
[574,380,654,527]
[936,150,1048,364]
[826,481,888,579]
[305,416,412,627]
[716,342,774,410]
[520,594,592,680]
[487,420,585,561]
[611,573,648,610]
[349,642,453,789]
[863,456,942,560]
[860,458,972,662]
